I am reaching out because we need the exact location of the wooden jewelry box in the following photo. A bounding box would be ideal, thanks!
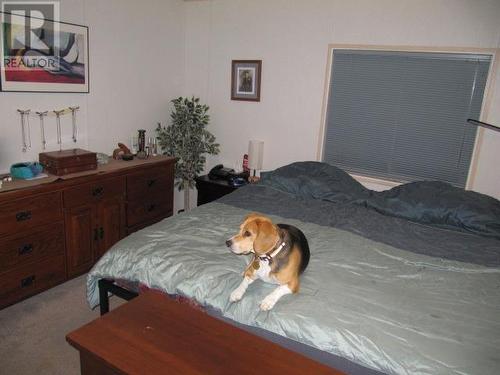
[39,149,97,176]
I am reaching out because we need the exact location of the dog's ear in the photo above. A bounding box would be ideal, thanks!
[253,220,279,254]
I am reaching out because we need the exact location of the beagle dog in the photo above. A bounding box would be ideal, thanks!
[226,213,310,311]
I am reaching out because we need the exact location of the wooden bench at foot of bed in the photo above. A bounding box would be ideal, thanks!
[67,290,343,375]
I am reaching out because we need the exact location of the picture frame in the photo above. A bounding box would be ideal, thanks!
[0,11,89,93]
[231,60,261,101]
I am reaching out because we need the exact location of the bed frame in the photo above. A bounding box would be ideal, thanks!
[98,279,138,315]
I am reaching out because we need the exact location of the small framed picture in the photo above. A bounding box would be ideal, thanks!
[231,60,261,101]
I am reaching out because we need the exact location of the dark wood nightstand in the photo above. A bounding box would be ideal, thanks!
[195,175,245,206]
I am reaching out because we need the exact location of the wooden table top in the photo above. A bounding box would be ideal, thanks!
[66,291,344,375]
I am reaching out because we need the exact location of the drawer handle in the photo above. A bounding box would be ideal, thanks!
[147,179,157,187]
[21,275,35,288]
[147,204,156,212]
[18,243,33,256]
[92,186,104,197]
[100,227,104,240]
[16,211,32,222]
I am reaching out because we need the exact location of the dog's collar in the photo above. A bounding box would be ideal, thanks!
[258,239,286,263]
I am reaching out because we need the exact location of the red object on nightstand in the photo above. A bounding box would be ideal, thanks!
[243,154,249,173]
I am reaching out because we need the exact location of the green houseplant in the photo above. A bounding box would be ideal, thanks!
[156,97,219,212]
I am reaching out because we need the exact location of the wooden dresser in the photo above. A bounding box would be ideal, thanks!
[0,156,175,309]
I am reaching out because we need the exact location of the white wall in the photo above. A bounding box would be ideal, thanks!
[0,0,185,174]
[2,0,500,211]
[183,0,500,198]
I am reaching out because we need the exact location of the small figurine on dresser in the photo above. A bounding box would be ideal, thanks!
[112,143,134,161]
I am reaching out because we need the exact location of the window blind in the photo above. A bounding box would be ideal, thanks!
[322,49,491,187]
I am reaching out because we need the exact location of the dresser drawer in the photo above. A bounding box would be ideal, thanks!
[127,197,172,227]
[0,222,65,274]
[0,192,62,237]
[64,176,126,208]
[127,167,173,201]
[0,254,66,309]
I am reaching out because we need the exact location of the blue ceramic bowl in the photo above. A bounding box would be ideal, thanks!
[10,162,43,179]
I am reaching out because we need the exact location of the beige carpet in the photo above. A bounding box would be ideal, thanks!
[0,275,124,375]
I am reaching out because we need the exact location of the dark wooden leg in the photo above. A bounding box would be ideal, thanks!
[98,279,110,315]
[98,278,139,316]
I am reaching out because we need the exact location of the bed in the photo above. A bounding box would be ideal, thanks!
[87,161,500,375]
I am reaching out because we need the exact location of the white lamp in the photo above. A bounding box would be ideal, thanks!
[248,140,264,177]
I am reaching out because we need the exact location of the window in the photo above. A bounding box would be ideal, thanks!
[322,49,492,188]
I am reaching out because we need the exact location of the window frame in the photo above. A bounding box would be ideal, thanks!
[317,45,499,190]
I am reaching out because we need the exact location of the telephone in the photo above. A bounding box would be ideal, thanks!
[208,164,235,180]
[208,164,248,187]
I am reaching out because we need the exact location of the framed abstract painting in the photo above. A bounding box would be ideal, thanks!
[231,60,261,101]
[0,11,89,93]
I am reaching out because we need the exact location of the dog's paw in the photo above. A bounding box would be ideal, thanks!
[229,288,244,303]
[260,295,277,311]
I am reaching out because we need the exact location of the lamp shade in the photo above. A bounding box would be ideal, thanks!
[248,140,264,170]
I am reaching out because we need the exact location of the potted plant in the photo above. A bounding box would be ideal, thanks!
[157,97,219,212]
